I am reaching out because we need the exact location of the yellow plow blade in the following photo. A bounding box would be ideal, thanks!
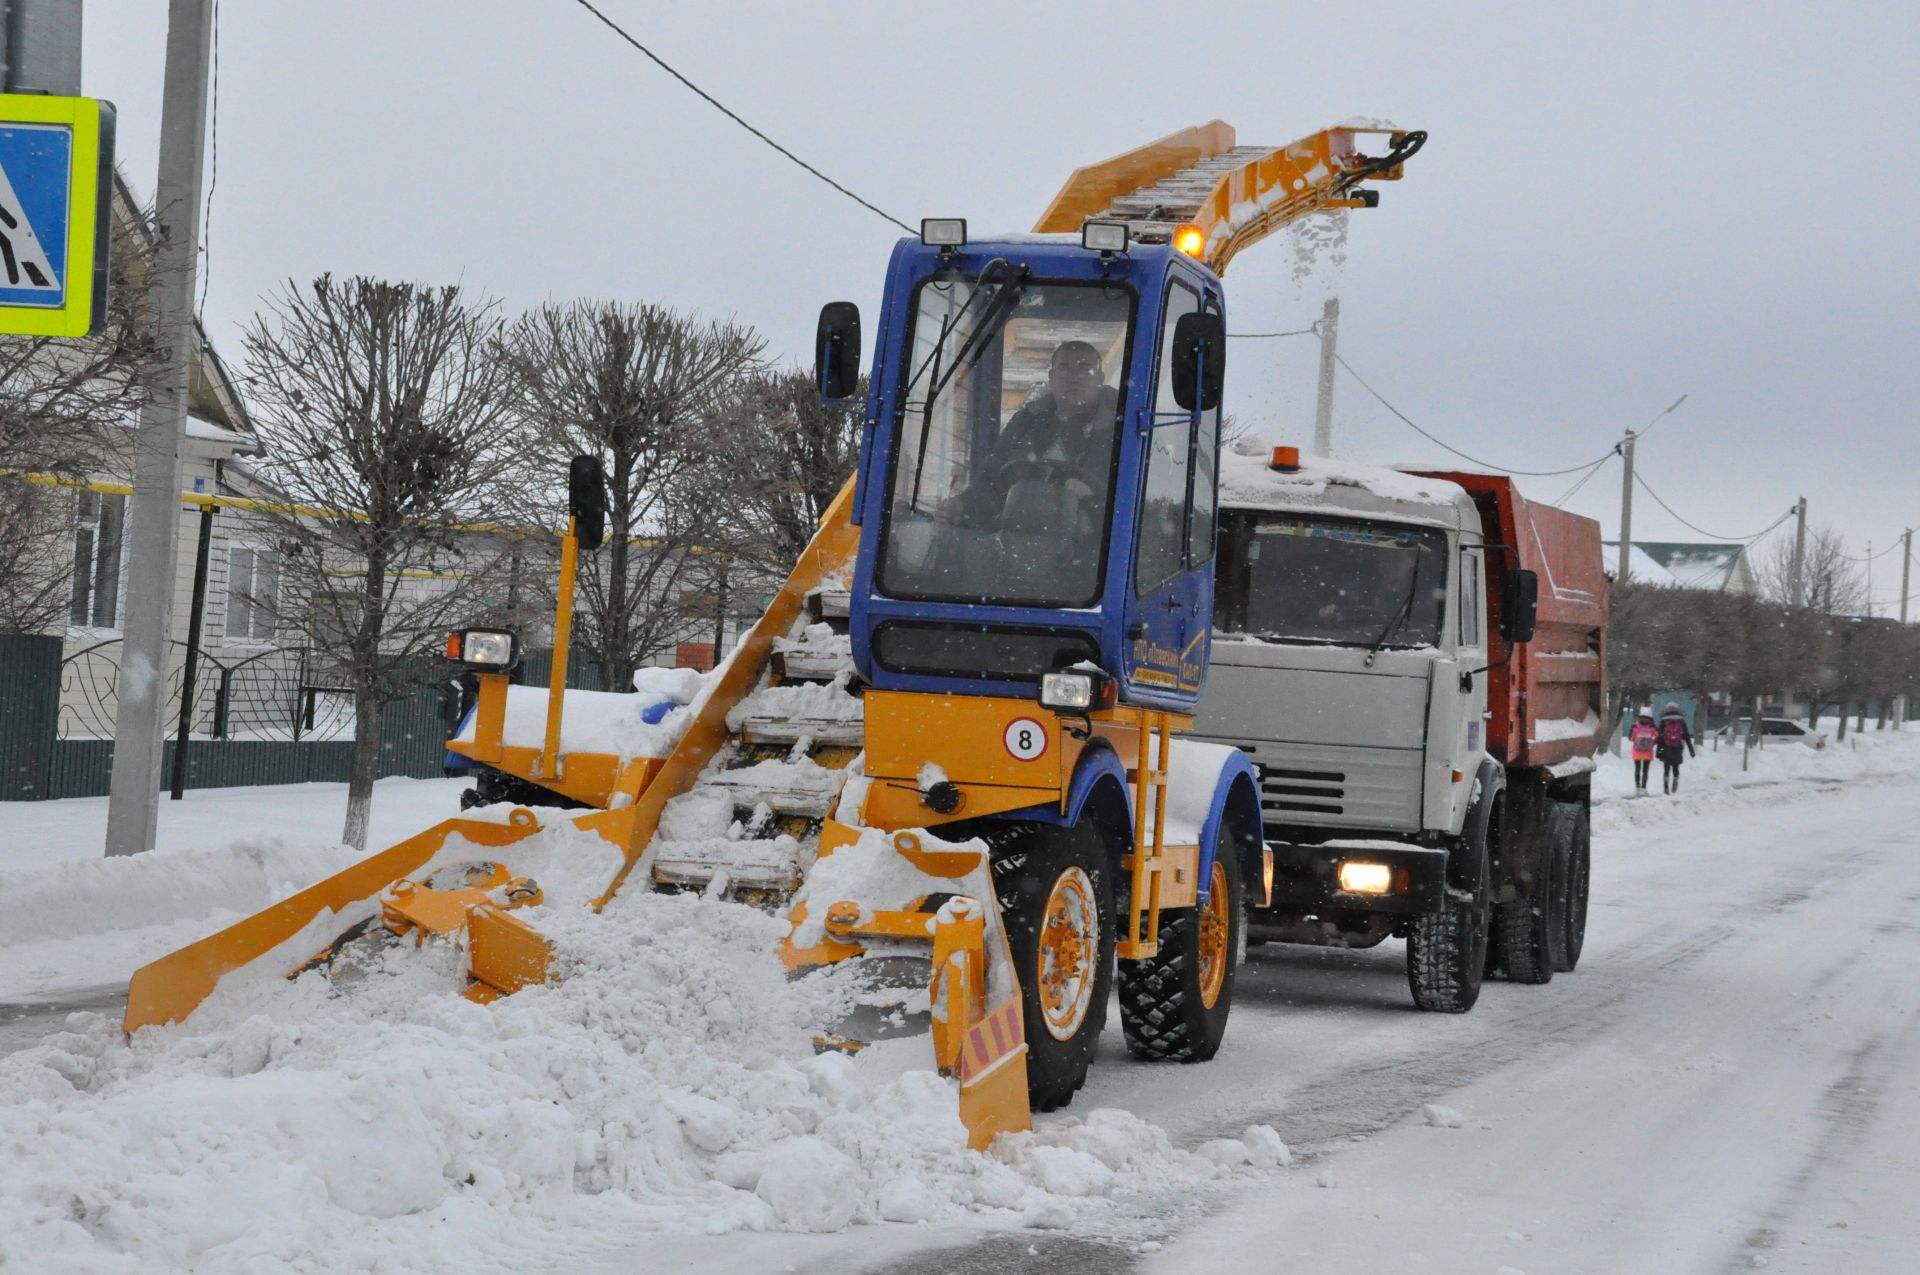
[123,811,545,1035]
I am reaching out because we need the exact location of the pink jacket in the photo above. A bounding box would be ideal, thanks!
[1630,723,1657,761]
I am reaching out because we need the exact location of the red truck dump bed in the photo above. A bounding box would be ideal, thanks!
[1414,471,1610,773]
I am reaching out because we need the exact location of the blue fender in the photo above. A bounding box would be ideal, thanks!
[994,741,1261,905]
[1176,742,1262,904]
[997,740,1133,836]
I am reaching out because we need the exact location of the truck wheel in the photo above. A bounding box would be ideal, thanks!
[1119,856,1243,1062]
[991,822,1116,1112]
[1408,792,1496,1012]
[1496,804,1569,985]
[1556,807,1591,972]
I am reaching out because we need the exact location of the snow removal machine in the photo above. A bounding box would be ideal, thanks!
[125,122,1426,1147]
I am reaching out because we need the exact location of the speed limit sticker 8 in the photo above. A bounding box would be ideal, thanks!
[1003,717,1048,762]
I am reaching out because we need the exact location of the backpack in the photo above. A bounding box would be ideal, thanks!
[1659,717,1687,749]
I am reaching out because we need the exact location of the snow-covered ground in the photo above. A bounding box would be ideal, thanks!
[2,728,1917,1272]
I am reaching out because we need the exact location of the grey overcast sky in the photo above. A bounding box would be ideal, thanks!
[84,1,1919,608]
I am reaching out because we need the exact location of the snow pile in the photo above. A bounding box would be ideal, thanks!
[1,819,1279,1272]
[0,836,359,1003]
[455,666,712,762]
[726,672,864,729]
[1592,720,1920,824]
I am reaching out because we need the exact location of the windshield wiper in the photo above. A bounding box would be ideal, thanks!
[1364,556,1421,668]
[906,259,1026,507]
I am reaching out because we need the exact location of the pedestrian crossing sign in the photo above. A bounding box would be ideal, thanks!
[0,93,114,338]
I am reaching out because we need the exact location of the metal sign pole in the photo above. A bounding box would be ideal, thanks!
[103,0,211,855]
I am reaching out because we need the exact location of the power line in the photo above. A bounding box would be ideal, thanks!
[1631,471,1792,542]
[1553,451,1613,505]
[1228,327,1316,339]
[1835,538,1903,563]
[566,0,914,234]
[195,0,219,321]
[1334,354,1615,477]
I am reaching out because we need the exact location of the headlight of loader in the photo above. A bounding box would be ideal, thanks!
[1336,860,1393,895]
[1040,668,1115,714]
[447,628,519,671]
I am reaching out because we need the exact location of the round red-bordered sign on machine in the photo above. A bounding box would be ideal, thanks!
[1003,716,1048,762]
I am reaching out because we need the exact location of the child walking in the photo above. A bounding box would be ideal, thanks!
[1630,712,1657,793]
[1657,701,1696,794]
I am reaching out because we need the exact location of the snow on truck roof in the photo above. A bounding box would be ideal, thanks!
[1217,439,1478,532]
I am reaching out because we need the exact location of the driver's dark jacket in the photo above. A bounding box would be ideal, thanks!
[967,387,1120,520]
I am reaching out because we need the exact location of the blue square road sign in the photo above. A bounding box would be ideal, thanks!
[0,94,114,338]
[0,121,74,309]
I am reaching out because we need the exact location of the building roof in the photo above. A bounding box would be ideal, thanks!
[1605,541,1754,592]
[1599,544,1680,585]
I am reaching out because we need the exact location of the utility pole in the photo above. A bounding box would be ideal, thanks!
[1,0,84,94]
[1616,428,1635,585]
[104,0,213,856]
[1310,296,1339,457]
[1898,528,1913,727]
[1787,496,1808,609]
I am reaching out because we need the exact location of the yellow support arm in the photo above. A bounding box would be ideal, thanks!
[1034,121,1424,276]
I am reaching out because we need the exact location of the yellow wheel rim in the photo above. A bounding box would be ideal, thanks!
[1037,866,1098,1041]
[1198,860,1231,1010]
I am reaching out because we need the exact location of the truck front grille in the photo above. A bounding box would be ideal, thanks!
[1260,766,1345,815]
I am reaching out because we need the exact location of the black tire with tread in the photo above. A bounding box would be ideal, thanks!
[1557,805,1591,972]
[1497,803,1574,984]
[1118,854,1243,1062]
[989,821,1116,1112]
[1408,787,1496,1013]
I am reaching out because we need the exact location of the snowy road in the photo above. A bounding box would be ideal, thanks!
[4,751,1916,1272]
[827,767,1920,1275]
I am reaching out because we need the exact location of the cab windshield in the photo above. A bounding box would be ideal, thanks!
[879,273,1134,608]
[1216,512,1448,649]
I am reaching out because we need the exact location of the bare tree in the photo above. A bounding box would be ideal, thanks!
[708,368,864,575]
[0,192,165,631]
[1753,525,1870,725]
[500,301,765,691]
[1755,525,1868,615]
[241,276,516,848]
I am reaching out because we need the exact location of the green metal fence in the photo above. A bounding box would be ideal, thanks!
[0,634,509,801]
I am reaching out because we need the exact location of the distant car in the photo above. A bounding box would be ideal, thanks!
[1715,717,1828,749]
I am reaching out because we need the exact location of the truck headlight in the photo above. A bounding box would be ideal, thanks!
[1040,668,1114,713]
[1336,860,1393,895]
[448,628,518,671]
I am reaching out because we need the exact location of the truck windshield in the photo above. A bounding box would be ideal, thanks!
[1216,512,1449,649]
[879,276,1134,608]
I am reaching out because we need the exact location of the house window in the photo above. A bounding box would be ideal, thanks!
[69,489,126,628]
[226,546,281,641]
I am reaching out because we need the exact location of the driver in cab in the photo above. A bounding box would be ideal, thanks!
[960,340,1119,529]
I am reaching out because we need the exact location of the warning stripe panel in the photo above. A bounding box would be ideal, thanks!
[960,998,1026,1084]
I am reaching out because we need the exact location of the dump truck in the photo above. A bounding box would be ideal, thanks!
[1192,446,1608,1010]
[125,121,1427,1147]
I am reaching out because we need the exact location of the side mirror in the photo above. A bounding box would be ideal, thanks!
[568,455,607,551]
[815,301,862,402]
[1500,568,1539,644]
[1170,311,1225,412]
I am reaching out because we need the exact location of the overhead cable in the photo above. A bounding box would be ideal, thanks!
[1227,327,1317,339]
[1834,539,1903,563]
[1553,452,1613,505]
[567,0,915,234]
[1631,471,1793,542]
[1334,354,1615,477]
